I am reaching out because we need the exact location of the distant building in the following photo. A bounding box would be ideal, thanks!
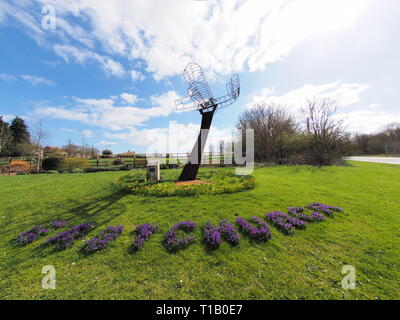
[116,151,136,158]
[43,146,68,157]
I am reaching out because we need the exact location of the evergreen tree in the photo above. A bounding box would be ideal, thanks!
[9,116,31,156]
[0,116,12,156]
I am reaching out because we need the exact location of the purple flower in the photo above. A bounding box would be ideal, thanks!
[131,223,158,252]
[306,202,343,216]
[48,220,67,229]
[288,207,305,215]
[15,225,49,246]
[265,211,306,234]
[202,220,240,249]
[46,222,95,250]
[310,211,326,221]
[288,206,326,222]
[164,221,196,252]
[287,216,307,229]
[81,225,124,254]
[236,217,271,242]
[202,222,222,248]
[218,220,240,245]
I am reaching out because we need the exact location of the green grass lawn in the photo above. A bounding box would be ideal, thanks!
[1,161,399,300]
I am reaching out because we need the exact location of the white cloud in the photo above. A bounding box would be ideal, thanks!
[0,73,55,86]
[1,0,371,79]
[0,4,5,23]
[130,70,145,81]
[54,44,125,77]
[247,82,399,134]
[336,110,400,134]
[20,75,55,86]
[0,1,45,44]
[247,82,369,115]
[105,122,233,154]
[81,130,93,138]
[120,93,138,105]
[35,90,186,131]
[1,114,15,122]
[0,73,16,82]
[100,140,116,146]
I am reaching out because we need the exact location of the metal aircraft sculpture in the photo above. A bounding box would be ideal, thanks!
[175,62,240,181]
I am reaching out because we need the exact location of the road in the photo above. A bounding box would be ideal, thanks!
[346,157,400,165]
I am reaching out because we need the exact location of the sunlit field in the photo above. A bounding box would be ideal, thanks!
[1,161,399,299]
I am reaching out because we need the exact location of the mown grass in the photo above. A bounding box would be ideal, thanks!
[0,161,399,300]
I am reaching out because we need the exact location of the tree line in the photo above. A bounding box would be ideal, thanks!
[349,124,400,155]
[2,99,399,168]
[0,116,100,159]
[0,116,32,157]
[236,98,400,165]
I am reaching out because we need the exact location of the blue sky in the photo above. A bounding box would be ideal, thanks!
[0,0,399,154]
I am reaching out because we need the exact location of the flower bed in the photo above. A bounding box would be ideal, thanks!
[164,221,196,252]
[115,171,256,197]
[306,202,343,216]
[236,217,271,242]
[15,225,49,246]
[14,201,343,254]
[131,223,158,252]
[265,211,306,234]
[45,223,95,250]
[81,225,124,254]
[288,207,326,222]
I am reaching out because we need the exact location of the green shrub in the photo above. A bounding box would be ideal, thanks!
[120,164,131,171]
[61,158,91,171]
[42,157,63,171]
[72,168,83,173]
[47,170,59,174]
[84,165,131,173]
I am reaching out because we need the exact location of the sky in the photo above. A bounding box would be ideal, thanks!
[0,0,399,154]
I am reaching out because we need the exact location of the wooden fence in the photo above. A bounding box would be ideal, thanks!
[0,152,234,175]
[0,157,37,175]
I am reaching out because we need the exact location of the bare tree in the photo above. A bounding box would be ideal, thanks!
[63,139,79,157]
[303,98,346,165]
[80,131,86,159]
[219,140,224,156]
[383,123,400,141]
[237,103,298,163]
[31,119,51,172]
[90,145,100,158]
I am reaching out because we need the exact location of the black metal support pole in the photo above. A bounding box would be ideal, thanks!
[178,106,216,181]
